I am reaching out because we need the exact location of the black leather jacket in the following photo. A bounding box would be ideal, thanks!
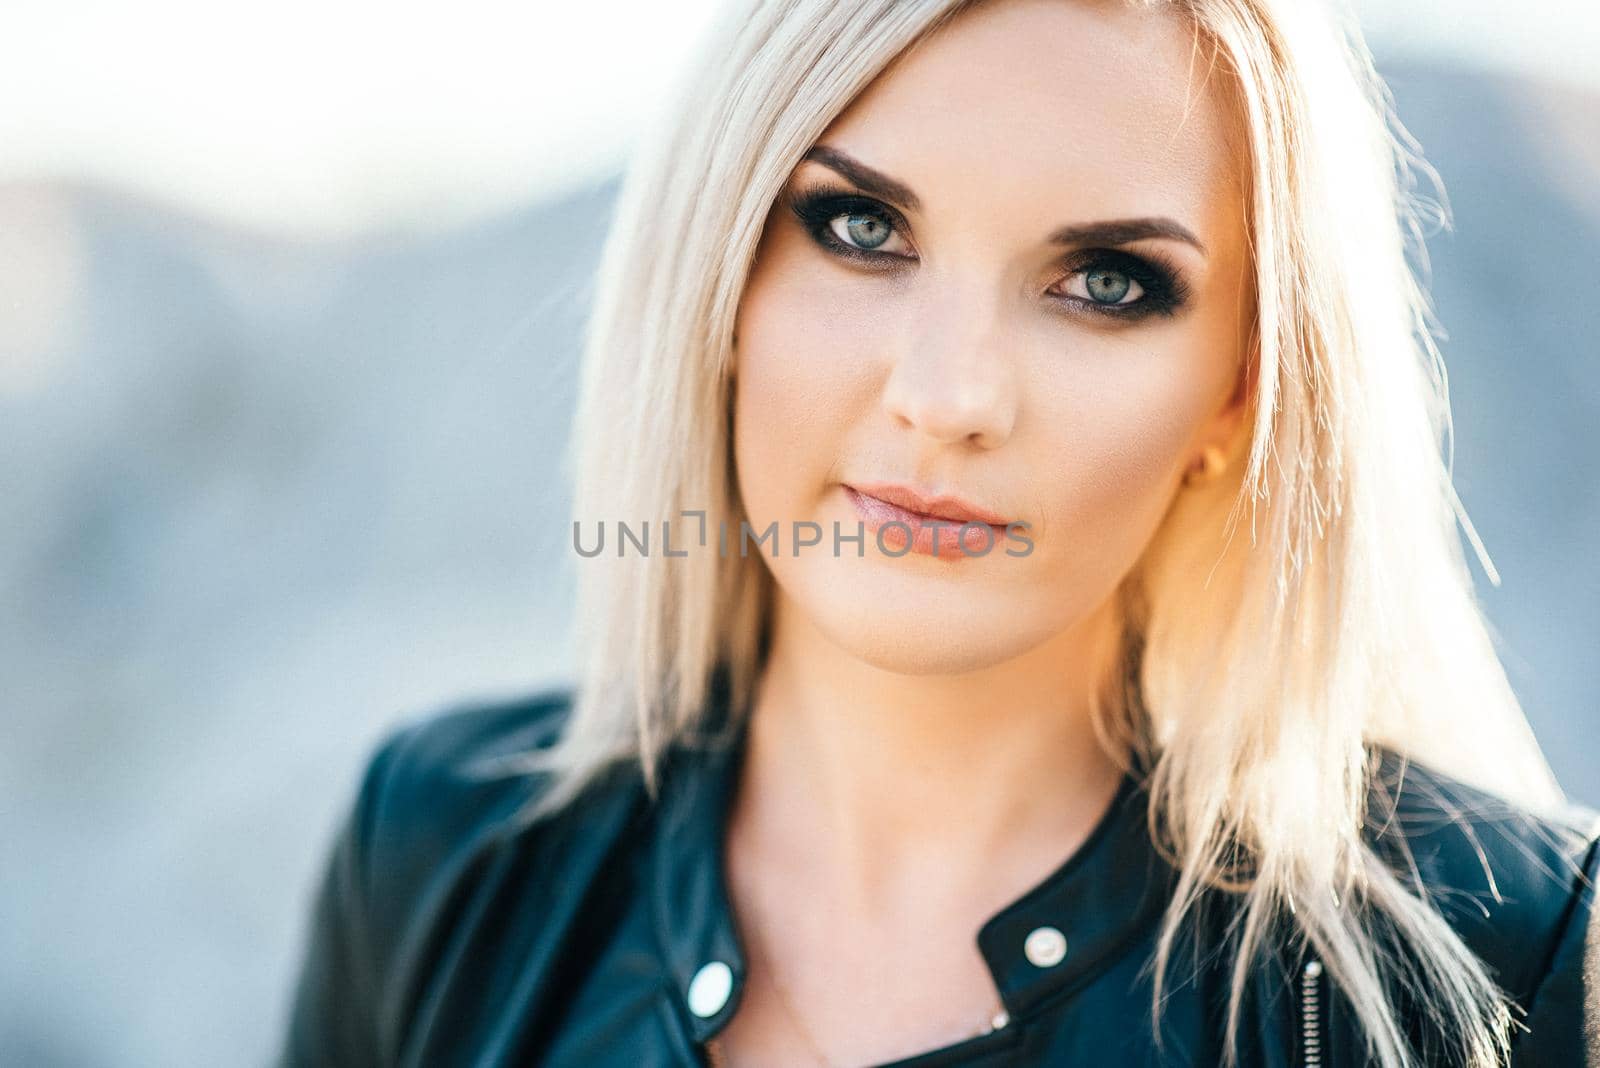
[278,682,1599,1067]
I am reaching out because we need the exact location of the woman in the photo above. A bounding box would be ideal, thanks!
[279,0,1598,1066]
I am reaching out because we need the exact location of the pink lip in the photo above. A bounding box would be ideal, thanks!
[843,482,1013,558]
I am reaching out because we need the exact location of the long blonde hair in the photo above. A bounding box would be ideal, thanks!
[500,1,1582,1065]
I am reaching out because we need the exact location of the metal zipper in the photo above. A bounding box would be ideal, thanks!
[1300,958,1325,1067]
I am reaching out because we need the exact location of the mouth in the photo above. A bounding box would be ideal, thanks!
[842,482,1014,559]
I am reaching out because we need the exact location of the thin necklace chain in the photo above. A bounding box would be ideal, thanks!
[708,916,1008,1068]
[767,954,843,1068]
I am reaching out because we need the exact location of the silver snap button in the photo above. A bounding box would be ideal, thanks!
[1024,925,1067,968]
[687,960,734,1017]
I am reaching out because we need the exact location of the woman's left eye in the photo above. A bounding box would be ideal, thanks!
[1048,250,1188,320]
[1061,266,1145,307]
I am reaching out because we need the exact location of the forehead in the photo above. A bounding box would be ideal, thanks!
[815,0,1245,225]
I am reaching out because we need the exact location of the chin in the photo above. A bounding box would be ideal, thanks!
[807,593,1043,676]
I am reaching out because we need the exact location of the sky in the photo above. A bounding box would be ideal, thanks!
[0,0,1594,239]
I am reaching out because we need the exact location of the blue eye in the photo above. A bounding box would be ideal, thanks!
[788,187,915,262]
[1051,251,1185,321]
[1083,268,1136,305]
[836,212,893,250]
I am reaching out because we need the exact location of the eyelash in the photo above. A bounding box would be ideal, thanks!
[784,185,1192,322]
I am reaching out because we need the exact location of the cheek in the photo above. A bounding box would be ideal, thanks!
[1047,375,1188,501]
[1022,334,1228,573]
[732,250,883,525]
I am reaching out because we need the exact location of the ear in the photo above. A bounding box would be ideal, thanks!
[1216,329,1259,446]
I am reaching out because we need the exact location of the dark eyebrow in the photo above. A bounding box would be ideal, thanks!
[800,144,1207,257]
[801,145,922,213]
[1047,218,1207,256]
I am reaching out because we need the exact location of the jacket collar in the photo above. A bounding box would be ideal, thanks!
[649,667,1176,1043]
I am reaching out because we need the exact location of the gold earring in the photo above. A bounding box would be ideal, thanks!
[1183,444,1227,487]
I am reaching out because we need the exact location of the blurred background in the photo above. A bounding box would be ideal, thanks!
[1,1,1596,1064]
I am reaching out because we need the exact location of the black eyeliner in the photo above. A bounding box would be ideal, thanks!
[784,182,1193,320]
[1057,247,1192,321]
[786,183,914,266]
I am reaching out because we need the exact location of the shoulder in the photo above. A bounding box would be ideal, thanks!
[364,683,578,832]
[343,685,646,971]
[1363,745,1600,1027]
[283,686,659,1066]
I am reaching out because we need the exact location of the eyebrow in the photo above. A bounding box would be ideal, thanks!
[799,144,1208,256]
[1046,218,1207,255]
[802,145,922,212]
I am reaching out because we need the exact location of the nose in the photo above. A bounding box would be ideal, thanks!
[880,279,1018,450]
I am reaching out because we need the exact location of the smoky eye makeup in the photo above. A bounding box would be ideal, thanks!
[786,182,915,267]
[1049,246,1192,321]
[782,180,1194,322]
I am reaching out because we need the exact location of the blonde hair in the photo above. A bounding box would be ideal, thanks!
[501,1,1585,1065]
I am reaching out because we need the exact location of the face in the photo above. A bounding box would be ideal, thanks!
[732,0,1254,674]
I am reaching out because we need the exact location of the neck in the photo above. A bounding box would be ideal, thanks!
[731,593,1129,928]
